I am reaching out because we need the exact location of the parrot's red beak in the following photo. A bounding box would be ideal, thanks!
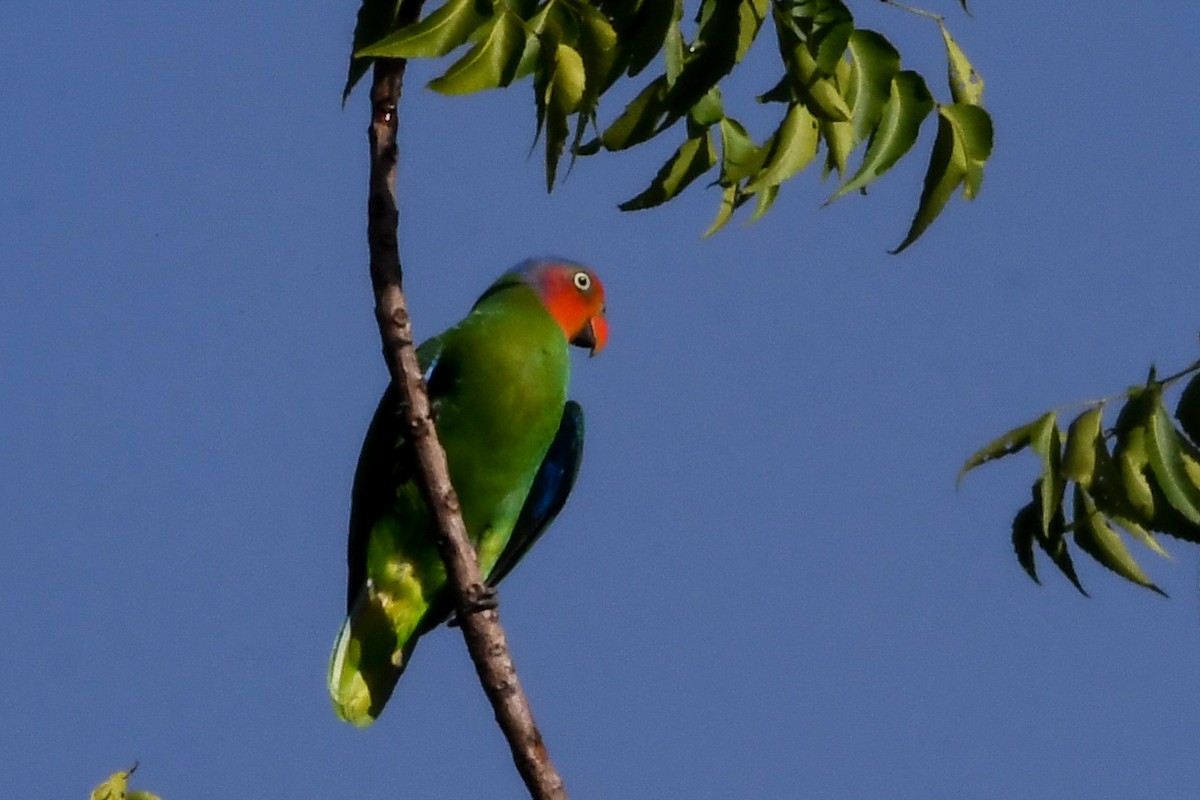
[572,312,608,356]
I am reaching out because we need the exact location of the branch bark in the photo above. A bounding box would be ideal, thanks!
[363,27,569,800]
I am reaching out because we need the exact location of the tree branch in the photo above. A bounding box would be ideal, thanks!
[364,31,569,800]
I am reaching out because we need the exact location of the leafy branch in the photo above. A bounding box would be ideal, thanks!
[90,764,161,800]
[960,355,1200,595]
[348,0,993,250]
[360,2,567,797]
[343,2,995,796]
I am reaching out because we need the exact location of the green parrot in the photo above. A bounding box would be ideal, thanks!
[329,258,609,726]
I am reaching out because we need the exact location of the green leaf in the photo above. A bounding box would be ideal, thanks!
[428,8,526,94]
[1145,388,1200,524]
[700,184,739,237]
[743,102,820,193]
[512,31,542,83]
[92,771,131,800]
[1072,486,1165,595]
[1180,432,1200,492]
[512,0,568,83]
[821,59,853,179]
[574,0,621,98]
[619,130,716,210]
[775,0,854,73]
[771,4,851,122]
[506,0,538,17]
[1017,482,1094,594]
[533,39,561,189]
[1031,480,1086,594]
[356,0,492,58]
[621,0,680,77]
[809,18,853,77]
[1011,500,1040,585]
[940,21,984,106]
[1110,512,1171,559]
[552,42,587,111]
[530,24,557,148]
[537,42,588,188]
[843,29,901,144]
[1118,454,1156,521]
[830,70,933,201]
[820,117,853,179]
[1062,406,1103,488]
[593,75,670,151]
[689,86,724,127]
[1175,370,1200,446]
[662,1,685,84]
[662,0,745,117]
[1087,430,1173,559]
[958,411,1054,486]
[91,765,162,800]
[811,28,849,81]
[703,184,742,237]
[1113,388,1157,522]
[747,183,779,223]
[717,116,765,186]
[736,0,770,62]
[1147,433,1200,543]
[528,0,579,42]
[1148,481,1200,543]
[344,0,403,102]
[956,104,993,201]
[1030,411,1064,538]
[891,102,993,254]
[791,45,852,121]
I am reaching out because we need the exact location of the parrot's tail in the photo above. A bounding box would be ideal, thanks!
[327,582,421,727]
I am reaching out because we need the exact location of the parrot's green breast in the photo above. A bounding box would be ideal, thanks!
[329,283,571,725]
[427,286,570,569]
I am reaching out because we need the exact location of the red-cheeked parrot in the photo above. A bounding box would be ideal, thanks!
[328,258,608,726]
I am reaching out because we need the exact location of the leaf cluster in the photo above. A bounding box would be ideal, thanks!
[90,765,161,800]
[960,360,1200,595]
[346,0,993,249]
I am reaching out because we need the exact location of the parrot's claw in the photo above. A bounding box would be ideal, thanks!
[447,585,499,627]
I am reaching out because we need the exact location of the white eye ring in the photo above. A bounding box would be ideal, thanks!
[573,271,592,291]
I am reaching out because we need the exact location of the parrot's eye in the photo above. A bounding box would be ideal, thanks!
[572,271,592,292]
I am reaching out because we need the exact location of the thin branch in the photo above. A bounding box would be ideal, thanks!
[879,0,944,23]
[1037,359,1200,421]
[363,21,568,800]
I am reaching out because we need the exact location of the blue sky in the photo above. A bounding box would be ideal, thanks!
[4,2,1200,798]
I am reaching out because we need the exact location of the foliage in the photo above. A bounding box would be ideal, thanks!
[346,0,992,249]
[960,358,1200,595]
[89,765,161,800]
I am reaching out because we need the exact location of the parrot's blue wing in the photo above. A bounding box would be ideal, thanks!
[487,400,584,587]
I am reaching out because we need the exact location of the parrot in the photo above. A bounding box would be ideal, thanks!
[328,258,608,726]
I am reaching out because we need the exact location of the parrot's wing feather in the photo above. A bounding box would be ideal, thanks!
[486,400,584,587]
[345,339,446,612]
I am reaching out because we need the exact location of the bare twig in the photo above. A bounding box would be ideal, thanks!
[363,17,568,800]
[879,0,944,23]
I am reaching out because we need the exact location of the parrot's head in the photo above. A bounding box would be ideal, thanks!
[512,258,609,356]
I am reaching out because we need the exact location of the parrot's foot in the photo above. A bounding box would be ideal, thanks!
[447,585,499,627]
